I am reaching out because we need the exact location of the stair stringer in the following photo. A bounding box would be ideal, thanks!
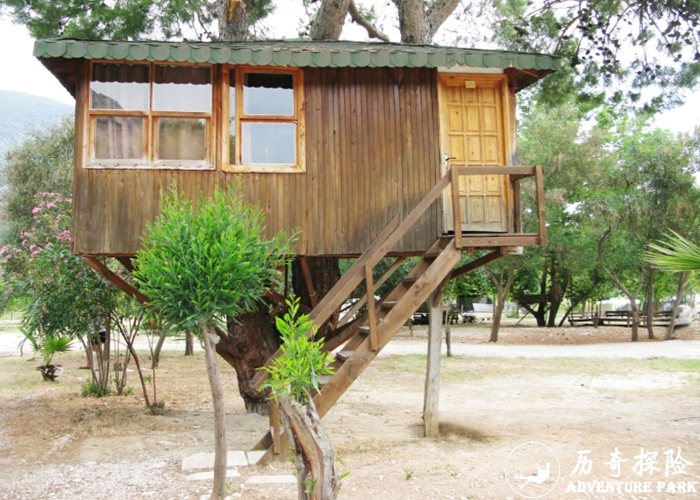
[313,239,462,417]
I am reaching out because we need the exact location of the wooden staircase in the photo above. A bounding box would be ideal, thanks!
[250,166,547,461]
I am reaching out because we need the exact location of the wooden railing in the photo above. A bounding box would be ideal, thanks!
[252,165,545,389]
[450,165,546,249]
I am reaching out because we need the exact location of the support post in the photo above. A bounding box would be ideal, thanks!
[269,400,283,458]
[423,279,449,438]
[365,265,378,351]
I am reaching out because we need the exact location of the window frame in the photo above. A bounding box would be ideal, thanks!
[223,65,306,173]
[84,60,215,170]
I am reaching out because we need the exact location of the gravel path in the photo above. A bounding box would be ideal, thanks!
[3,331,700,359]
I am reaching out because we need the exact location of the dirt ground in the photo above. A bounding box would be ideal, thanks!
[1,319,699,500]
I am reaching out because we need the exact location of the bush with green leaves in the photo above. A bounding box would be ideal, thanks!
[259,298,334,403]
[134,183,291,327]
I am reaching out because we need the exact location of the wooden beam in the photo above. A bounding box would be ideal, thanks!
[424,279,448,438]
[116,257,135,274]
[450,167,462,249]
[337,256,407,327]
[449,251,503,281]
[83,256,151,304]
[535,165,547,246]
[454,166,535,177]
[459,235,540,247]
[364,265,378,351]
[299,257,318,308]
[264,289,312,314]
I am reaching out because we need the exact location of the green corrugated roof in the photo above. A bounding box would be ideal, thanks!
[34,38,561,72]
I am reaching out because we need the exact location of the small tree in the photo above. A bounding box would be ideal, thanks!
[260,298,339,500]
[134,183,291,500]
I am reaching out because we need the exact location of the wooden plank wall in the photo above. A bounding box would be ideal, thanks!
[72,66,441,257]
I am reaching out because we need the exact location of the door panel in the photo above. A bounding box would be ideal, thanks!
[439,75,509,233]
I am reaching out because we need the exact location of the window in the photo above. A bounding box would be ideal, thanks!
[88,62,213,168]
[225,67,305,173]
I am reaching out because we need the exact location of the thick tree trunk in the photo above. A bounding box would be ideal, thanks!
[396,0,429,43]
[199,318,228,500]
[277,397,339,500]
[217,0,252,41]
[645,267,656,340]
[217,305,280,414]
[310,0,350,39]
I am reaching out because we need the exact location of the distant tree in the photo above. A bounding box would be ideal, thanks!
[134,184,292,500]
[1,118,73,247]
[1,193,119,388]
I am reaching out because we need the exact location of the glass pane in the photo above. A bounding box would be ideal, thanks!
[158,118,207,161]
[243,73,294,116]
[229,71,236,164]
[91,63,149,110]
[94,117,144,160]
[241,122,296,165]
[153,65,212,112]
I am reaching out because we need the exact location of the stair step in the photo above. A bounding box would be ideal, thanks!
[319,374,333,386]
[358,326,370,335]
[380,300,398,308]
[402,276,419,285]
[336,350,354,362]
[423,249,442,259]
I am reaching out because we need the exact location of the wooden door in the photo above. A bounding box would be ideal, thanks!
[439,74,510,233]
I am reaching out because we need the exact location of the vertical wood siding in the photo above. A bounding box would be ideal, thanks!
[73,66,441,256]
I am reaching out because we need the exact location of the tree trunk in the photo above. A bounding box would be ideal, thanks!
[310,0,350,40]
[199,318,228,500]
[645,267,656,340]
[185,331,194,357]
[277,397,339,500]
[630,304,639,342]
[666,271,690,340]
[396,0,429,43]
[217,0,252,41]
[489,261,515,343]
[152,328,167,368]
[218,305,280,414]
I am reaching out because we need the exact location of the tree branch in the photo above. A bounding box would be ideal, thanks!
[425,0,461,40]
[348,0,390,42]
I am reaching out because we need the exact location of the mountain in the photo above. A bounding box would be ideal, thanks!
[0,90,73,167]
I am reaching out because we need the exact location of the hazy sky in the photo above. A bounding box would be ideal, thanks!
[0,12,698,133]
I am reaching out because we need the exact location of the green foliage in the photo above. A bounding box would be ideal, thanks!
[134,182,293,330]
[0,0,275,40]
[1,118,74,248]
[23,332,72,366]
[81,381,112,397]
[259,298,334,404]
[647,231,700,272]
[492,0,700,111]
[0,193,118,342]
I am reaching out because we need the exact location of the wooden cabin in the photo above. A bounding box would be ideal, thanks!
[37,38,557,450]
[35,39,556,258]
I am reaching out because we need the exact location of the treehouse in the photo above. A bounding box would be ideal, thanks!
[37,38,557,456]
